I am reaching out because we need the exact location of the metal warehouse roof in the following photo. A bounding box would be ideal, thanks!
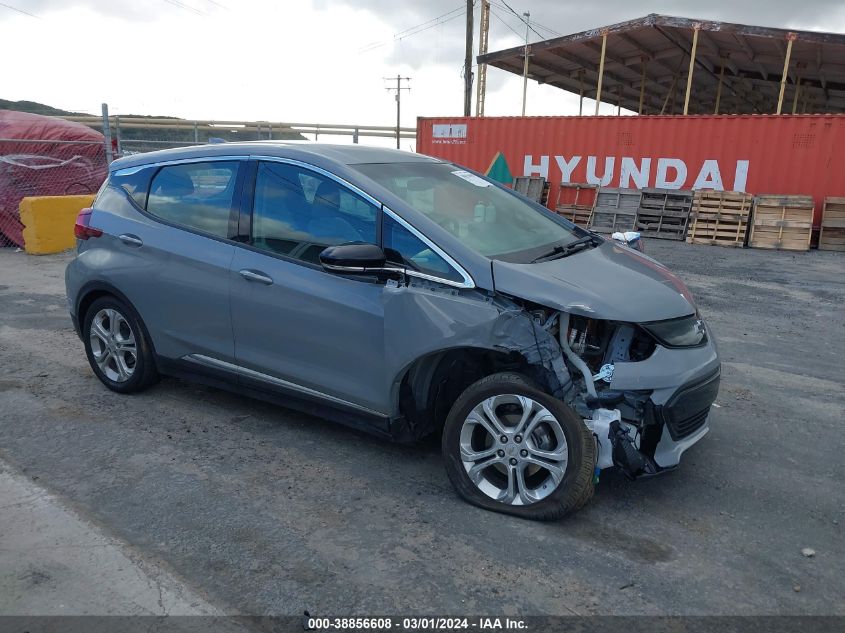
[478,13,845,115]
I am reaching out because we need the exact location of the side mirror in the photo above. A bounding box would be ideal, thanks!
[319,242,387,272]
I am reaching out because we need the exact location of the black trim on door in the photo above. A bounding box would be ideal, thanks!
[236,160,257,243]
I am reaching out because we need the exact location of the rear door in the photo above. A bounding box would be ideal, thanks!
[100,157,246,364]
[229,158,388,417]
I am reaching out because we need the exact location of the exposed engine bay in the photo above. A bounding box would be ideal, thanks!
[525,306,715,481]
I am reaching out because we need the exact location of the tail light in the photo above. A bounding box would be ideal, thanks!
[74,207,103,240]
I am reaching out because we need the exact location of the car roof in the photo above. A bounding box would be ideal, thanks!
[110,142,442,171]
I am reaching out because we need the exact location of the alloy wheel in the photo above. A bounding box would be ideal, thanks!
[89,308,137,383]
[459,394,569,505]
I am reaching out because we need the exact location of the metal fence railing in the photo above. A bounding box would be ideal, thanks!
[0,103,417,247]
[65,109,417,156]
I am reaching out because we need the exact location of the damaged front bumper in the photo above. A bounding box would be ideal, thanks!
[565,319,721,480]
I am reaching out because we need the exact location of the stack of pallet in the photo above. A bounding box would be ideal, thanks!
[749,195,814,251]
[635,188,694,240]
[588,188,641,233]
[513,176,550,205]
[554,183,597,227]
[686,190,753,247]
[819,197,845,251]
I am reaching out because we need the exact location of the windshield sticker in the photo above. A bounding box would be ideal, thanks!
[451,170,490,187]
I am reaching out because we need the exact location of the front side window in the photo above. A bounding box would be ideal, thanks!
[147,161,239,238]
[353,161,580,263]
[251,161,378,264]
[383,214,464,283]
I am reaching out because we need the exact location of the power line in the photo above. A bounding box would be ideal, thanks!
[384,76,411,149]
[359,5,465,53]
[489,6,523,39]
[394,4,464,39]
[0,1,40,18]
[162,0,208,17]
[491,1,558,39]
[530,21,561,37]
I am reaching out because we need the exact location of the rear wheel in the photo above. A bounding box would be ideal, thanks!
[442,372,594,520]
[83,296,158,393]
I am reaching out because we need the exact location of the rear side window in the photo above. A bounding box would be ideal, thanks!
[147,161,239,238]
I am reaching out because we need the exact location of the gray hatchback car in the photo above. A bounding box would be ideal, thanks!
[66,143,720,520]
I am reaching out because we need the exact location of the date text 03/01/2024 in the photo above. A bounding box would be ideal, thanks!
[305,617,528,630]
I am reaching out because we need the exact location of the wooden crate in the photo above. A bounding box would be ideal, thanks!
[686,190,753,247]
[513,176,550,205]
[555,183,597,227]
[749,195,814,251]
[588,187,640,233]
[635,188,693,240]
[819,197,845,252]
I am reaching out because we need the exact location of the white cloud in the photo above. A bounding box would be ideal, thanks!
[2,0,844,149]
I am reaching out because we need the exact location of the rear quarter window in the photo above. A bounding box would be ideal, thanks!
[109,165,156,209]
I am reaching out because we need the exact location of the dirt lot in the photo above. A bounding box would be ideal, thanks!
[0,241,843,616]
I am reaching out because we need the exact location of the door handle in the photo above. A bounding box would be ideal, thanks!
[118,234,143,247]
[239,269,273,285]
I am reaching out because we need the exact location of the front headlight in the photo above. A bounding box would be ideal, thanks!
[641,315,707,348]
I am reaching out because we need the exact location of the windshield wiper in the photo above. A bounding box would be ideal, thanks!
[530,235,600,264]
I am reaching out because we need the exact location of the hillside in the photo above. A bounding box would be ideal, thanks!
[0,99,306,145]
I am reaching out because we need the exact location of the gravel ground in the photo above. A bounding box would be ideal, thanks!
[0,241,843,616]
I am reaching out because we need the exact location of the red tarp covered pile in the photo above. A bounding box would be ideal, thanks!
[0,110,108,246]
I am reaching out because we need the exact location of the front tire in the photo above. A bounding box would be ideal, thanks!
[83,296,159,394]
[442,372,595,520]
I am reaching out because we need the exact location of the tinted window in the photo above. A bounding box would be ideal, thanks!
[147,161,239,238]
[251,161,378,264]
[353,162,579,263]
[111,166,155,209]
[383,214,464,283]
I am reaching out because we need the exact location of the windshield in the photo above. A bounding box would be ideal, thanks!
[352,162,581,262]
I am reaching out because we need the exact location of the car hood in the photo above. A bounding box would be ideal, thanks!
[492,242,696,322]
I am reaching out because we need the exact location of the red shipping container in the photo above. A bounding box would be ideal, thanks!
[417,114,845,232]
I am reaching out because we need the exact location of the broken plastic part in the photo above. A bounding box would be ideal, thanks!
[609,420,659,480]
[611,231,644,252]
[592,363,614,383]
[583,408,621,470]
[584,391,625,409]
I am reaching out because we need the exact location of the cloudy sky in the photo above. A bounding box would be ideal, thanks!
[3,0,844,147]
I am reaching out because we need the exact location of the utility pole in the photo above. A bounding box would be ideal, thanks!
[475,0,490,116]
[464,0,474,116]
[521,11,530,116]
[385,75,411,149]
[101,103,113,164]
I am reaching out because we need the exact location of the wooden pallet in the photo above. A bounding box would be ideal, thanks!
[513,176,550,205]
[636,188,693,240]
[588,187,640,233]
[749,195,814,251]
[555,183,597,227]
[686,190,753,247]
[819,197,845,252]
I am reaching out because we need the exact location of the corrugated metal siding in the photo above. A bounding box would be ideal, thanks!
[417,115,845,230]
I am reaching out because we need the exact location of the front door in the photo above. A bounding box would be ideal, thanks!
[229,159,388,417]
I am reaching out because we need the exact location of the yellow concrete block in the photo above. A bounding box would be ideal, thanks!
[20,195,96,255]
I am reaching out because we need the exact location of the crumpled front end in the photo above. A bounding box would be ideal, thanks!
[554,311,721,479]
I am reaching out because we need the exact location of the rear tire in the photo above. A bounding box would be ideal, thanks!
[82,296,159,394]
[442,372,595,520]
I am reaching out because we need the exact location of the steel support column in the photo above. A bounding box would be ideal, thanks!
[683,25,700,115]
[594,31,608,115]
[777,34,796,114]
